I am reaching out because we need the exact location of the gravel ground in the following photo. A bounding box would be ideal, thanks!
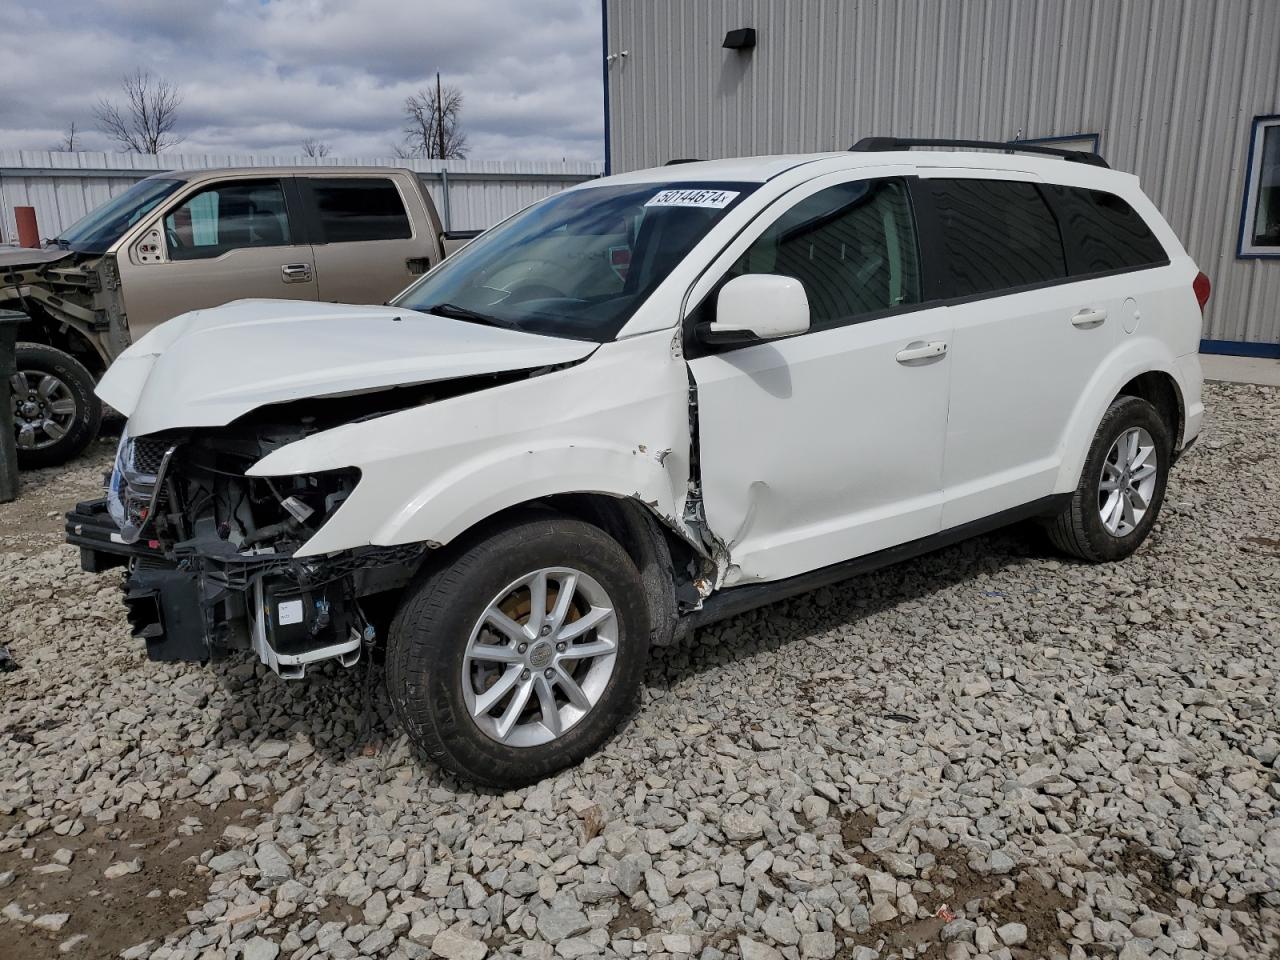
[1,382,1278,960]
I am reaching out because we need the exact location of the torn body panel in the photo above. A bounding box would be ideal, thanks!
[0,251,119,366]
[248,331,699,559]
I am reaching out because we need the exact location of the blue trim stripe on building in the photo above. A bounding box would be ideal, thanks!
[601,0,611,176]
[1200,339,1280,359]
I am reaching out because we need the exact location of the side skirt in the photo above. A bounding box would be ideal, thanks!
[687,493,1071,628]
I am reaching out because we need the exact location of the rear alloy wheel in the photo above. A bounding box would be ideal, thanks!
[1045,395,1171,562]
[387,515,650,787]
[12,343,102,469]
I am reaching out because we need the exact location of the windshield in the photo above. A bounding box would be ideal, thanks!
[54,178,184,253]
[393,181,756,341]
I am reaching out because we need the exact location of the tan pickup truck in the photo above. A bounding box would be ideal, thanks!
[1,166,479,466]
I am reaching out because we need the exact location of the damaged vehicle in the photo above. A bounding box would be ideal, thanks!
[2,166,469,466]
[68,138,1206,786]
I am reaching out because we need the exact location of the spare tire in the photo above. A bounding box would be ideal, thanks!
[12,343,102,469]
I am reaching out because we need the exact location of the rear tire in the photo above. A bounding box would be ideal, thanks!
[1045,395,1171,562]
[386,514,651,787]
[12,343,101,469]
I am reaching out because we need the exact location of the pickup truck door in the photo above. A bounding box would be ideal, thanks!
[297,175,436,305]
[686,174,952,586]
[117,176,318,341]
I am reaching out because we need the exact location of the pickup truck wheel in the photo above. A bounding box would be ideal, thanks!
[1045,395,1171,562]
[12,343,102,469]
[386,515,650,787]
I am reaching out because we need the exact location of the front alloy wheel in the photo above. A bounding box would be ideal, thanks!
[464,567,618,747]
[12,343,102,469]
[386,514,650,787]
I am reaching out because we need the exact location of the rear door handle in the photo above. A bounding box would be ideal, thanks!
[1071,307,1107,328]
[281,263,313,283]
[895,340,948,364]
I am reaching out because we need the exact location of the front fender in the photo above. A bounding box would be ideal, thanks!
[1052,336,1194,494]
[247,332,692,558]
[300,437,683,557]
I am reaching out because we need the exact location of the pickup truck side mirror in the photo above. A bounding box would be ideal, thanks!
[700,274,810,345]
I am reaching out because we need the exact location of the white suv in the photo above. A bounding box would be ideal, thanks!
[72,138,1207,786]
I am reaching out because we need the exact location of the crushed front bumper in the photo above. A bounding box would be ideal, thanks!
[65,499,414,676]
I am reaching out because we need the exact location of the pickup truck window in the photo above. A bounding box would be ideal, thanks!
[163,179,293,261]
[309,177,412,243]
[393,181,756,342]
[52,178,183,254]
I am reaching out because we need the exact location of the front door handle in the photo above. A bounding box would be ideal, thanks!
[281,263,313,284]
[1071,307,1108,328]
[895,340,948,364]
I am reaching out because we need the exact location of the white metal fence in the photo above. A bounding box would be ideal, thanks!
[0,150,603,243]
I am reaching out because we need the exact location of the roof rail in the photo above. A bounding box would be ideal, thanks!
[664,158,700,165]
[849,136,1109,168]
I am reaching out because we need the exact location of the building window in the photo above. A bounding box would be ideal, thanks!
[1240,115,1280,258]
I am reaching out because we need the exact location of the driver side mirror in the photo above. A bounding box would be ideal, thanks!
[700,274,810,345]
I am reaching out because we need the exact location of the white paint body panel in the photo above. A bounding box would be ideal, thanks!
[96,299,596,436]
[689,311,952,584]
[248,333,691,558]
[104,149,1205,586]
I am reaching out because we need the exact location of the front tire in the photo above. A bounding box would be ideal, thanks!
[386,514,651,787]
[12,343,102,469]
[1045,395,1172,562]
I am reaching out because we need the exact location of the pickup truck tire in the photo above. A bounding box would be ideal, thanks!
[386,514,651,787]
[12,343,102,469]
[1045,395,1171,562]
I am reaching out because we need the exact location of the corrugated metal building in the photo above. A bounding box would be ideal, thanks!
[603,0,1280,354]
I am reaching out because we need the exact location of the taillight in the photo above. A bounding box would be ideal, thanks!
[1193,271,1211,314]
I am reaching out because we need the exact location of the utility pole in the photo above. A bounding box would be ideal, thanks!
[436,71,446,160]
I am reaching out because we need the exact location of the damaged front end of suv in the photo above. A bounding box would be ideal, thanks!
[64,293,605,679]
[71,411,424,677]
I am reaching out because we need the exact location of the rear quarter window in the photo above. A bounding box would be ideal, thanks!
[927,179,1068,298]
[309,178,412,243]
[1042,185,1168,274]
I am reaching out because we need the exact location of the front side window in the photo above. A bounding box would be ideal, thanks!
[1240,116,1280,256]
[725,178,921,327]
[394,181,755,342]
[1042,184,1167,274]
[163,179,292,261]
[929,179,1067,298]
[310,178,411,243]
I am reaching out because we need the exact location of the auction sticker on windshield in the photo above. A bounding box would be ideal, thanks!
[645,188,740,209]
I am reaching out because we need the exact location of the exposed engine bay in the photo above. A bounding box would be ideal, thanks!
[70,397,444,678]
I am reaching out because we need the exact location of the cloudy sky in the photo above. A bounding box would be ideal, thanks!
[0,0,604,162]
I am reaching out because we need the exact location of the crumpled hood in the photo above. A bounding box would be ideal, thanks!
[98,299,598,436]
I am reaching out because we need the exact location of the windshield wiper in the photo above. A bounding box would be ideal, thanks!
[417,302,515,330]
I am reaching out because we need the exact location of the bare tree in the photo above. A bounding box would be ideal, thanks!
[399,74,468,159]
[53,121,81,152]
[94,69,184,154]
[301,137,332,158]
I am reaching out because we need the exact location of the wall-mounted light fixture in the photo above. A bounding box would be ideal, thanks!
[722,28,757,50]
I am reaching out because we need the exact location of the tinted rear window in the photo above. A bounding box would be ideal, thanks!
[928,179,1068,298]
[1042,185,1168,274]
[310,178,411,243]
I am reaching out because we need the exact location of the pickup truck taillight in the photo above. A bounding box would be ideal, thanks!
[1193,271,1211,314]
